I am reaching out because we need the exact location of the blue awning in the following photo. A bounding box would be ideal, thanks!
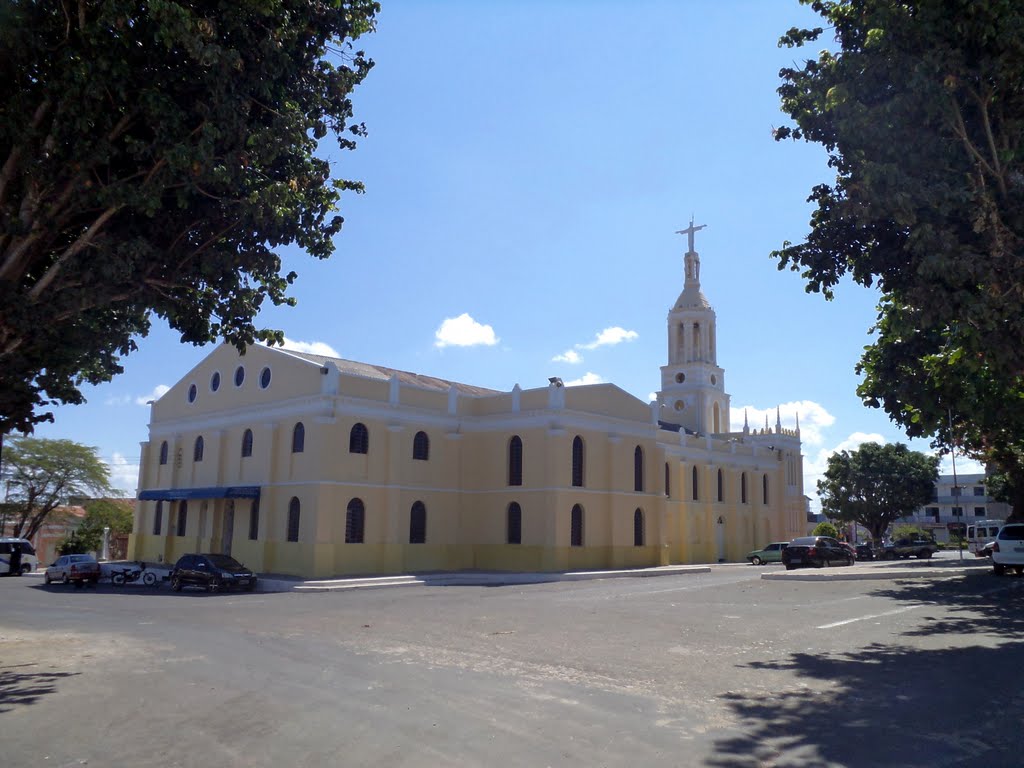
[138,486,261,501]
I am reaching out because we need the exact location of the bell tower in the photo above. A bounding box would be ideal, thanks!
[657,219,730,434]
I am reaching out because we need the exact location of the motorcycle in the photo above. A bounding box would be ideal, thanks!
[110,562,159,587]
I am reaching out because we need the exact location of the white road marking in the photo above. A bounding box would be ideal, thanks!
[817,604,922,629]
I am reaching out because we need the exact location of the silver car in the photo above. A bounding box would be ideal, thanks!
[44,554,101,585]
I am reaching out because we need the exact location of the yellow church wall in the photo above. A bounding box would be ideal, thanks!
[338,372,389,401]
[463,392,515,417]
[400,386,448,411]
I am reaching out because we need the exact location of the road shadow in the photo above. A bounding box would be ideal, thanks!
[0,665,80,713]
[706,573,1024,767]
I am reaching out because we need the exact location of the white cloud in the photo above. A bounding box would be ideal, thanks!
[937,454,985,477]
[648,392,658,402]
[730,399,836,447]
[107,452,140,493]
[133,385,170,406]
[553,349,583,364]
[281,336,340,358]
[104,394,133,406]
[434,313,499,348]
[578,327,639,350]
[565,372,604,386]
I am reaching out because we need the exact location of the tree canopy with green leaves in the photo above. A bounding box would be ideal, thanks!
[0,436,114,540]
[774,1,1024,517]
[817,442,939,543]
[0,0,378,435]
[57,498,134,555]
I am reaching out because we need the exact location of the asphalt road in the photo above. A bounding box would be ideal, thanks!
[1,558,1021,768]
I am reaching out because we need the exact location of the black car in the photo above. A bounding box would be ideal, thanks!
[855,543,875,561]
[781,536,855,570]
[170,553,257,593]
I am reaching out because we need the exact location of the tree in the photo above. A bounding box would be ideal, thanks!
[812,521,839,538]
[60,498,135,554]
[0,437,114,540]
[0,1,378,434]
[817,442,939,543]
[773,1,1024,518]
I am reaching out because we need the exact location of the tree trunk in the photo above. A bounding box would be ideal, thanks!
[1007,473,1024,523]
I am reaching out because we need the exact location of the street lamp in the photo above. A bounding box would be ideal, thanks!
[948,408,963,562]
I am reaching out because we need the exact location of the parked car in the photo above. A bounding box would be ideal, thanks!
[855,543,876,561]
[44,554,101,586]
[880,537,939,560]
[0,538,39,575]
[990,523,1024,576]
[838,542,857,560]
[745,542,789,565]
[170,553,257,593]
[781,536,855,570]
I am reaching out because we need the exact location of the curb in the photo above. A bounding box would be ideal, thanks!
[761,561,991,582]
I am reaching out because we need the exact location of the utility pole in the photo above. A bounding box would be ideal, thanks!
[949,408,963,562]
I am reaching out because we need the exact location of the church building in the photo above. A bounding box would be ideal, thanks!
[129,228,806,578]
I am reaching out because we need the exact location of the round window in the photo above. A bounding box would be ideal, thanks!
[210,371,221,392]
[234,365,245,387]
[674,400,685,412]
[710,374,717,385]
[675,372,685,384]
[187,383,197,403]
[260,367,272,389]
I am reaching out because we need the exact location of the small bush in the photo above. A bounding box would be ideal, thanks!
[812,521,839,538]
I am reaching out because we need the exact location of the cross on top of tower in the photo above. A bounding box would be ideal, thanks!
[675,216,707,254]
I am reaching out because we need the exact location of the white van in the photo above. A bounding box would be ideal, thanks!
[967,521,1003,558]
[0,538,39,575]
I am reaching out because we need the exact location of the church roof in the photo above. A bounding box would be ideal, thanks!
[276,349,501,397]
[673,284,712,311]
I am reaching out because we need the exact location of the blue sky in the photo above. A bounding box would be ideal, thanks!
[31,1,980,503]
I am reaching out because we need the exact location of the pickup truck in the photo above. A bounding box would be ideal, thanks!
[880,538,939,560]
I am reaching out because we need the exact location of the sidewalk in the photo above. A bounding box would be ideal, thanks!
[259,564,712,593]
[31,554,992,592]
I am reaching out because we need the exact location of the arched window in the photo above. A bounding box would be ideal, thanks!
[571,436,584,487]
[763,474,770,505]
[691,466,699,501]
[409,501,426,543]
[741,473,748,504]
[634,446,644,492]
[153,501,163,536]
[665,462,670,498]
[241,428,253,458]
[717,468,724,502]
[292,422,305,453]
[634,508,645,547]
[507,502,522,545]
[413,431,430,461]
[570,504,584,546]
[248,499,260,541]
[287,497,300,542]
[346,498,365,543]
[349,423,369,454]
[159,441,169,466]
[177,501,188,537]
[193,435,204,462]
[508,436,523,486]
